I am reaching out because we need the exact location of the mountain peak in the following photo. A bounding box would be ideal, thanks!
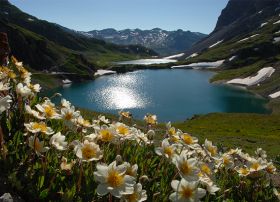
[214,0,280,31]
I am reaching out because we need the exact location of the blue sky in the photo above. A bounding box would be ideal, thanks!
[9,0,229,34]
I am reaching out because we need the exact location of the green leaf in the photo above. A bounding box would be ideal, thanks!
[38,175,45,189]
[39,189,49,199]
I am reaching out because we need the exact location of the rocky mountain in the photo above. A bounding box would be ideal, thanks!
[179,0,280,111]
[0,0,156,76]
[86,28,206,56]
[184,0,280,56]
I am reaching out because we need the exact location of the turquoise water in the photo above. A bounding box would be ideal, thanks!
[48,69,269,122]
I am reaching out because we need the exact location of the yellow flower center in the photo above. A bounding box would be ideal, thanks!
[64,112,73,120]
[32,122,47,132]
[99,129,113,142]
[207,146,217,156]
[182,134,193,144]
[223,156,231,165]
[168,127,176,136]
[44,105,55,117]
[180,186,193,199]
[179,162,192,175]
[251,163,260,171]
[200,164,211,175]
[126,192,139,202]
[240,167,249,175]
[164,146,173,157]
[81,144,96,160]
[266,165,275,174]
[8,71,16,79]
[145,116,156,125]
[83,119,90,126]
[126,166,135,177]
[118,125,129,135]
[107,169,124,188]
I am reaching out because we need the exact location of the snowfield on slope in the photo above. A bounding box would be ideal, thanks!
[227,67,275,86]
[171,60,225,69]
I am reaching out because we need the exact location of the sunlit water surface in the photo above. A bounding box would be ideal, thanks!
[47,69,269,122]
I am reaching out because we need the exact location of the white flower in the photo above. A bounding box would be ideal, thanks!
[28,136,49,155]
[169,179,206,202]
[204,139,218,157]
[236,167,250,177]
[49,132,67,151]
[273,188,280,200]
[0,95,12,113]
[199,175,220,195]
[155,138,176,159]
[174,151,200,181]
[75,140,103,162]
[61,98,71,108]
[28,83,41,93]
[98,115,110,124]
[94,161,136,197]
[255,148,267,160]
[61,106,80,122]
[24,122,54,135]
[95,125,117,143]
[144,114,157,125]
[36,99,61,119]
[60,157,75,171]
[113,122,135,140]
[123,183,147,202]
[179,131,198,146]
[124,162,138,177]
[16,83,33,97]
[25,105,45,120]
[248,158,266,172]
[76,116,92,128]
[217,154,234,170]
[0,82,10,91]
[266,162,276,174]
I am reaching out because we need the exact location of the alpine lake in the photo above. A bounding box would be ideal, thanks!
[46,62,269,122]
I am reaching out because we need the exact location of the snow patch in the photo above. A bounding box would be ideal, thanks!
[229,55,237,61]
[94,69,116,77]
[227,67,275,86]
[269,91,280,99]
[258,10,263,14]
[273,20,280,24]
[62,79,72,84]
[238,34,259,43]
[164,53,185,59]
[273,37,280,43]
[275,30,280,34]
[209,40,223,48]
[171,60,225,69]
[185,53,199,60]
[260,22,268,28]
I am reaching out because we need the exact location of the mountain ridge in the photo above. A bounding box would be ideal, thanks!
[86,28,206,56]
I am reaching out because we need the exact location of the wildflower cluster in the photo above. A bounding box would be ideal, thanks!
[0,57,279,201]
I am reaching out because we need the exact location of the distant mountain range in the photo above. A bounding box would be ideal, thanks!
[0,0,156,76]
[84,28,206,56]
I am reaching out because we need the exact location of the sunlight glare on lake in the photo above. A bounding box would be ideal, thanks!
[88,72,149,110]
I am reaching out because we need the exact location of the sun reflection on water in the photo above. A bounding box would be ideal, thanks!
[89,72,149,110]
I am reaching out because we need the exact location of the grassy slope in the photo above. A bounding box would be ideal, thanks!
[173,113,280,157]
[78,108,280,157]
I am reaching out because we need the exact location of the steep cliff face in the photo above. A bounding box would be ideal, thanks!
[185,0,280,56]
[214,0,280,31]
